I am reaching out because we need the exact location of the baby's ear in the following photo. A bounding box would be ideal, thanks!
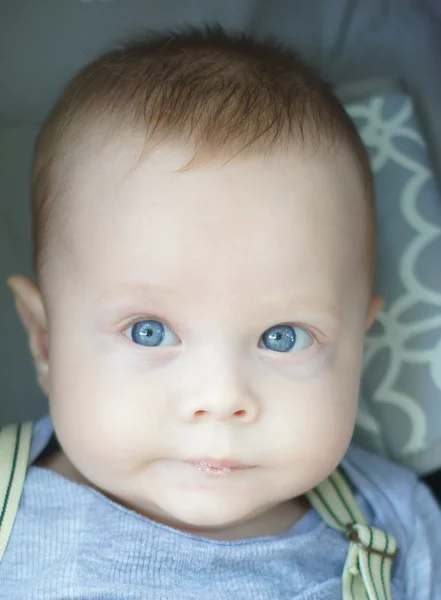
[7,275,50,396]
[365,294,385,331]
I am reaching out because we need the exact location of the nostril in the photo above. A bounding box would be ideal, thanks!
[194,410,207,418]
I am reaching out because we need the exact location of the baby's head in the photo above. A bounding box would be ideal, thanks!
[10,27,382,537]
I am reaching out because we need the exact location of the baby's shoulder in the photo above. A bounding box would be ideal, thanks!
[343,443,420,490]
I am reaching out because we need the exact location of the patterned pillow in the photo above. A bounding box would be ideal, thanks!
[347,92,441,474]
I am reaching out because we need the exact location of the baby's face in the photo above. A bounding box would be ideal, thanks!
[42,138,376,535]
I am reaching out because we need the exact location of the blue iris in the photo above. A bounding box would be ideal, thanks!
[261,324,297,352]
[130,320,165,346]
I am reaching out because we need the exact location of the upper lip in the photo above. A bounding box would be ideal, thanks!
[187,458,254,469]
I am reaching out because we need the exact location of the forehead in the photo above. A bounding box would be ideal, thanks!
[55,139,367,306]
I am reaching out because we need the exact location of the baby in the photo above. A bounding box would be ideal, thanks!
[1,26,440,599]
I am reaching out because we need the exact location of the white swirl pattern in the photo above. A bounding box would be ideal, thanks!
[347,94,441,472]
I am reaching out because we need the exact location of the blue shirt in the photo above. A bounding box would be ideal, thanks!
[1,413,440,599]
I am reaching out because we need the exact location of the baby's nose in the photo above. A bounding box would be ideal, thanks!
[179,377,260,423]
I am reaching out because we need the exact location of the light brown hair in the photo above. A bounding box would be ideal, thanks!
[31,25,375,284]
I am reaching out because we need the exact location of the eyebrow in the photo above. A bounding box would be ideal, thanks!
[260,292,340,313]
[94,283,177,305]
[261,295,342,330]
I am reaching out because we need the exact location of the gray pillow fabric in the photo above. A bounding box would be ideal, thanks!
[346,90,441,474]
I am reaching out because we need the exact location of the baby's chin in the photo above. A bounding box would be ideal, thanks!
[54,446,316,536]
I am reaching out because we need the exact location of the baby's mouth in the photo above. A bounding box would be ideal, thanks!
[187,458,256,475]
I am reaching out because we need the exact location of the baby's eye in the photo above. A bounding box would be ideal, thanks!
[259,324,313,353]
[124,319,180,347]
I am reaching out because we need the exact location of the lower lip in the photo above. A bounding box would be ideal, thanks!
[189,461,254,475]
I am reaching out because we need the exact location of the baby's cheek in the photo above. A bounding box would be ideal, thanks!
[276,360,358,462]
[265,396,354,496]
[48,349,147,473]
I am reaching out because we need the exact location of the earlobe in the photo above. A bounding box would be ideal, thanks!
[365,294,385,331]
[7,275,50,395]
